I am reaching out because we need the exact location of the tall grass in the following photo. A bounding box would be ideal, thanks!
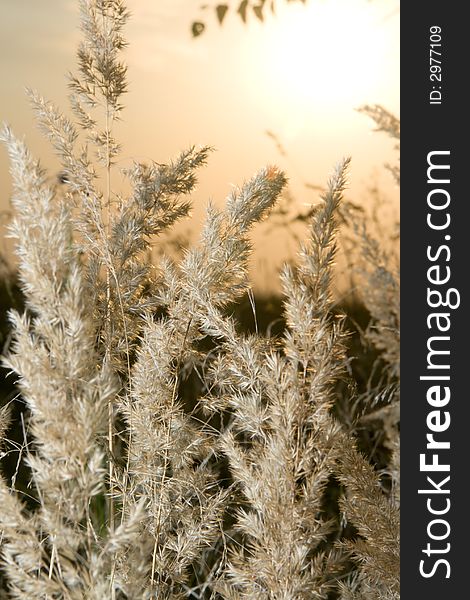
[0,1,399,598]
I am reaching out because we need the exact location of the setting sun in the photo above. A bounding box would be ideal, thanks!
[240,0,398,125]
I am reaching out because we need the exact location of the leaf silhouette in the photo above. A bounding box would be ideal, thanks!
[192,21,206,37]
[253,5,264,21]
[216,4,229,24]
[238,0,249,23]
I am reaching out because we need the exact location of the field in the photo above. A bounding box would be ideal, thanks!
[0,2,399,598]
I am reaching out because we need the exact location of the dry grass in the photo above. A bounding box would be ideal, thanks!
[0,1,399,598]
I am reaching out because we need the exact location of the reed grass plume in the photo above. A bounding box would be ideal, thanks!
[0,1,400,598]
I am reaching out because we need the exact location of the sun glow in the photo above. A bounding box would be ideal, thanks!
[241,0,398,126]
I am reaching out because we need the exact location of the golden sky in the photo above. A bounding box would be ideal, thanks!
[0,0,399,290]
